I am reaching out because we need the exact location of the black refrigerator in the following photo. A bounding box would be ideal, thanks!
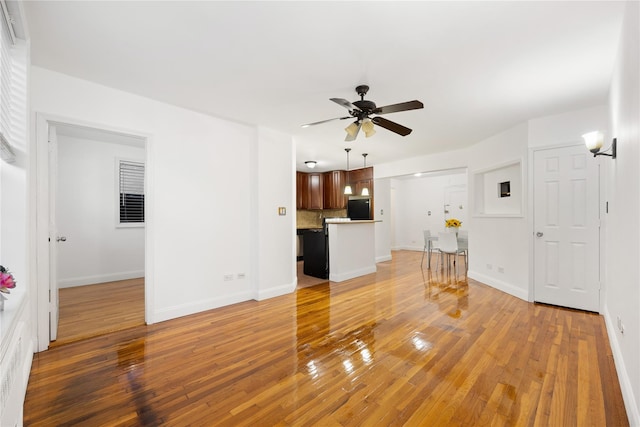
[303,227,328,279]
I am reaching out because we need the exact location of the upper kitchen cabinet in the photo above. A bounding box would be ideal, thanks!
[296,172,308,209]
[307,173,324,210]
[297,171,323,209]
[348,167,374,198]
[323,170,347,209]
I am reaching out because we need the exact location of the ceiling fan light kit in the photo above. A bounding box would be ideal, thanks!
[302,85,424,141]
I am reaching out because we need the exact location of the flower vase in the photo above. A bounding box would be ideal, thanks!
[0,293,6,311]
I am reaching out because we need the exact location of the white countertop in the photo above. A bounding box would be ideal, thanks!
[324,219,381,224]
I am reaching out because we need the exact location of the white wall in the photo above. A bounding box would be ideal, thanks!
[373,178,391,262]
[56,134,145,287]
[604,1,640,423]
[30,67,295,329]
[466,123,530,301]
[254,126,296,300]
[391,171,467,251]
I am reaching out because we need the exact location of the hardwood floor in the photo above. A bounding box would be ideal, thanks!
[52,278,145,347]
[296,260,328,289]
[24,251,628,426]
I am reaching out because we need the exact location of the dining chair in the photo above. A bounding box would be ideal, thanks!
[457,230,469,271]
[436,232,466,274]
[421,230,438,268]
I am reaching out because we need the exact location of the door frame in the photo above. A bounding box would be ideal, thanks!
[527,141,603,312]
[33,112,155,352]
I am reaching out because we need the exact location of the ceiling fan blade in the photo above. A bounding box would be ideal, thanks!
[344,122,362,142]
[374,100,424,115]
[331,98,358,111]
[301,116,351,128]
[371,116,412,136]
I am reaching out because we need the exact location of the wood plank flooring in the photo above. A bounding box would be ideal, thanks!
[52,278,145,347]
[24,251,628,426]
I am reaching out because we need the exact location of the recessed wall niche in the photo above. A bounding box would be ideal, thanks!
[473,160,522,217]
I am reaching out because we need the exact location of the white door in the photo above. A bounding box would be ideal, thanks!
[533,144,600,312]
[48,124,59,340]
[444,186,467,224]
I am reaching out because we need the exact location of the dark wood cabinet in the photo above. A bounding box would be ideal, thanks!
[296,172,308,209]
[297,167,373,212]
[296,171,323,209]
[323,170,347,209]
[348,167,374,198]
[307,173,323,210]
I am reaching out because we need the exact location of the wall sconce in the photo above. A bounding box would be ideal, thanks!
[583,131,616,159]
[304,161,317,169]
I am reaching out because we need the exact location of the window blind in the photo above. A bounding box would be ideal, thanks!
[119,160,145,223]
[0,0,25,164]
[0,2,13,147]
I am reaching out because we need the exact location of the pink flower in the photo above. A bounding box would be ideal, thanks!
[0,272,15,291]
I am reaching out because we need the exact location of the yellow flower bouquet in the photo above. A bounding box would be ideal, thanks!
[445,218,462,228]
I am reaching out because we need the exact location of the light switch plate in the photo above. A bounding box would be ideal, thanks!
[278,207,286,215]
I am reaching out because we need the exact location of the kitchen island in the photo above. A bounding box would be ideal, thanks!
[326,220,379,282]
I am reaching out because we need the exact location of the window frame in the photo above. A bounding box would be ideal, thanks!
[116,158,145,228]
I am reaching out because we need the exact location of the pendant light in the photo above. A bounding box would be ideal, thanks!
[344,148,353,195]
[361,153,370,196]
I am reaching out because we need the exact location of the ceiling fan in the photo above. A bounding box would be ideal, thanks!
[302,85,424,141]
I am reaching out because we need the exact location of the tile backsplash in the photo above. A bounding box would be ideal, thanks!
[297,209,347,229]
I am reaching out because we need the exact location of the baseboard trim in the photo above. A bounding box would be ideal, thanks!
[153,291,253,323]
[58,271,145,288]
[376,254,392,263]
[603,306,640,426]
[255,281,296,301]
[330,265,377,283]
[467,271,528,301]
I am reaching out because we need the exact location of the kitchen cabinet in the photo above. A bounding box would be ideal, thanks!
[348,167,374,198]
[307,173,323,210]
[297,167,373,211]
[296,172,308,209]
[296,172,323,209]
[323,170,347,209]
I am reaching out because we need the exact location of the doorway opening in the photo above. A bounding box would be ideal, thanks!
[39,118,148,348]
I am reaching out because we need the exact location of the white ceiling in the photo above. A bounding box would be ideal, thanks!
[23,1,625,172]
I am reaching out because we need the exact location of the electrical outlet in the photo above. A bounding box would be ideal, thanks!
[237,273,246,279]
[486,264,493,270]
[498,267,504,273]
[224,274,234,281]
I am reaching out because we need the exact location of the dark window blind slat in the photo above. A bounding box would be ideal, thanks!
[119,160,145,223]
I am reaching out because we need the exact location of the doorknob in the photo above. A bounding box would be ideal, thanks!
[536,232,543,237]
[56,236,67,242]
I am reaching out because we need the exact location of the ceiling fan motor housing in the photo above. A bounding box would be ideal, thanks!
[355,85,370,98]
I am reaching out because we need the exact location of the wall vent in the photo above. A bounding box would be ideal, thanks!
[0,332,23,415]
